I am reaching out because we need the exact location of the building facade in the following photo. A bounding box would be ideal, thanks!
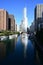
[0,9,9,31]
[8,15,15,31]
[30,22,35,33]
[35,4,43,20]
[16,24,17,31]
[0,9,16,31]
[34,4,43,31]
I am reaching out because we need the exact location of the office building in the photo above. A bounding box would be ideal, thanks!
[8,15,15,31]
[0,9,9,31]
[30,22,35,32]
[34,4,43,31]
[15,24,17,31]
[35,4,43,20]
[20,7,28,33]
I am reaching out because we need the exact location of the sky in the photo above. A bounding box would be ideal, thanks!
[0,0,43,27]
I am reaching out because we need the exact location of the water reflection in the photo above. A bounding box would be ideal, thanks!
[21,33,28,57]
[0,42,6,60]
[0,37,17,61]
[0,34,36,65]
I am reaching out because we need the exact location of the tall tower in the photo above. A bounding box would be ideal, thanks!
[22,7,28,32]
[20,7,28,33]
[24,7,27,19]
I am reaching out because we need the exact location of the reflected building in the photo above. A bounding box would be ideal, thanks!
[0,42,6,59]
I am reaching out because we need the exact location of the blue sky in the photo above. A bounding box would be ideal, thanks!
[0,0,43,27]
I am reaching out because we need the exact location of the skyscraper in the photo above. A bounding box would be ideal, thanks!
[35,4,43,20]
[8,15,15,31]
[23,7,28,30]
[21,7,28,32]
[34,4,43,31]
[0,9,16,31]
[0,9,9,31]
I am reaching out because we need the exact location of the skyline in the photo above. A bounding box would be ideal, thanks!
[0,0,43,27]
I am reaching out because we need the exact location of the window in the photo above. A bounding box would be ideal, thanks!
[8,18,11,30]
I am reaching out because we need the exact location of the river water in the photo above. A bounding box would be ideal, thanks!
[0,34,43,65]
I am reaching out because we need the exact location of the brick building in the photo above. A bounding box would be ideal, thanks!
[0,9,9,31]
